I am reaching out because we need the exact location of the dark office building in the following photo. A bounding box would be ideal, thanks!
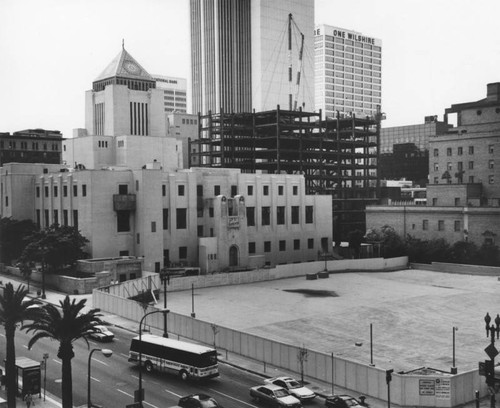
[0,129,63,166]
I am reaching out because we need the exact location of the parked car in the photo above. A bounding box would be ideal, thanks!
[324,395,367,408]
[175,393,222,408]
[250,384,302,407]
[89,325,114,342]
[264,376,316,401]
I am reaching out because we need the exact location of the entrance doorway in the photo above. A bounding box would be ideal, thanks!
[229,245,239,267]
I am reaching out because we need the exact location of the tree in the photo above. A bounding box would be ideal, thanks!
[0,283,41,408]
[0,217,36,265]
[449,241,479,265]
[476,243,500,266]
[379,225,406,258]
[20,224,89,273]
[23,296,103,408]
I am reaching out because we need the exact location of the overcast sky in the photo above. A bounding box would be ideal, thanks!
[1,0,499,138]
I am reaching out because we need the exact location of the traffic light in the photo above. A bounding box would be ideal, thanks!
[485,360,494,386]
[386,369,394,384]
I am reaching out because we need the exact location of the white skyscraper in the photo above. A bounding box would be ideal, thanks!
[314,24,382,119]
[190,0,314,115]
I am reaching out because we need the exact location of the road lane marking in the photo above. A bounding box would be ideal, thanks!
[90,376,101,383]
[53,359,61,365]
[92,357,110,366]
[117,389,134,398]
[120,352,129,358]
[164,389,182,398]
[208,388,258,407]
[143,402,158,408]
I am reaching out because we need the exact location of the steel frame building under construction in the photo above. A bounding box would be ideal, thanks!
[189,106,382,243]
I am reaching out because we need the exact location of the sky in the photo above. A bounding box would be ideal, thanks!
[1,0,500,139]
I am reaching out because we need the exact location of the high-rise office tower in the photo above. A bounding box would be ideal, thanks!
[154,75,188,113]
[190,0,314,115]
[314,24,382,119]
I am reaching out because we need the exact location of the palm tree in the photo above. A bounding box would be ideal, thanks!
[23,296,103,408]
[0,283,41,408]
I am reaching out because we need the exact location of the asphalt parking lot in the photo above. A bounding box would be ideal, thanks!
[163,268,497,373]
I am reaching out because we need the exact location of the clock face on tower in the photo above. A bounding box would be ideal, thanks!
[124,61,140,75]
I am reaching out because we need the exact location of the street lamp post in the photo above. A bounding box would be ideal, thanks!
[160,272,169,338]
[41,248,47,299]
[87,348,112,408]
[191,283,195,318]
[451,326,458,374]
[137,309,169,407]
[484,313,500,408]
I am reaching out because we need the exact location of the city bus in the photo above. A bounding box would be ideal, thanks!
[128,334,219,381]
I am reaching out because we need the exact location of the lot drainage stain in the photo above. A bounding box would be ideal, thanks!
[283,289,338,297]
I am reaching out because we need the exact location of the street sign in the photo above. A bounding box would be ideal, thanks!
[485,343,499,360]
[479,361,486,376]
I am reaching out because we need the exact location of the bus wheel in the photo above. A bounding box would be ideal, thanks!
[179,370,189,381]
[145,361,153,373]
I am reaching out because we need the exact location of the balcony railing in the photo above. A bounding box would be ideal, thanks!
[113,194,136,211]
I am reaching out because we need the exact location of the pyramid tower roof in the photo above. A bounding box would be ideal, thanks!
[94,46,153,82]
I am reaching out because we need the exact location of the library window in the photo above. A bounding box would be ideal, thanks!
[82,184,87,197]
[151,221,156,233]
[278,185,284,195]
[54,186,58,197]
[291,206,299,224]
[262,207,271,226]
[263,185,269,196]
[277,206,285,225]
[176,208,187,229]
[73,185,78,197]
[489,175,494,184]
[294,239,300,250]
[178,185,185,196]
[489,145,494,154]
[489,160,494,169]
[423,220,428,230]
[468,161,474,170]
[433,149,439,157]
[162,185,166,196]
[458,147,463,155]
[293,186,298,195]
[454,220,461,232]
[438,220,444,231]
[63,185,67,197]
[214,185,220,196]
[247,185,254,196]
[469,146,474,154]
[163,208,168,229]
[249,242,256,254]
[197,185,203,197]
[117,211,130,232]
[308,238,314,249]
[36,187,40,197]
[45,186,49,197]
[279,240,286,251]
[446,147,452,156]
[246,207,255,226]
[264,241,271,252]
[179,247,187,259]
[231,185,238,197]
[305,206,313,223]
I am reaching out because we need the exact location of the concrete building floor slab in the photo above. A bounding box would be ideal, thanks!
[161,268,497,373]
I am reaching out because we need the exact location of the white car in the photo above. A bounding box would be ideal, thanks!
[264,376,316,401]
[89,325,114,342]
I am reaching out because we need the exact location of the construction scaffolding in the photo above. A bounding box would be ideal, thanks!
[189,106,382,242]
